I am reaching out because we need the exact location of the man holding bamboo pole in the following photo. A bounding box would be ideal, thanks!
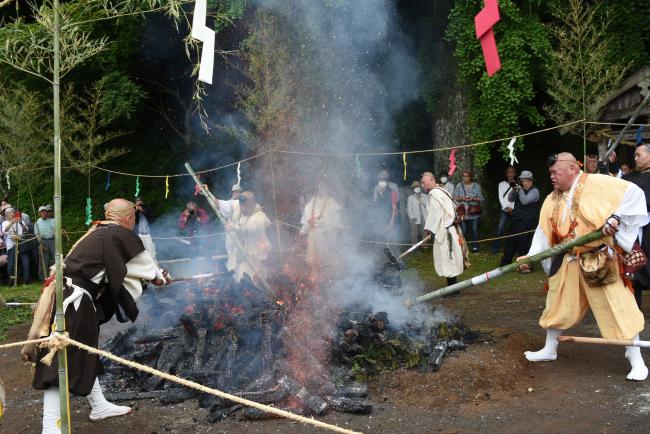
[518,152,649,380]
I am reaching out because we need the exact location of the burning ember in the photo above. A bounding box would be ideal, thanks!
[100,257,474,422]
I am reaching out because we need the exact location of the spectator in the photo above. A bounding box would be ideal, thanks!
[2,207,32,284]
[491,166,517,254]
[454,171,484,253]
[406,181,428,245]
[134,197,157,262]
[621,162,632,175]
[34,206,55,279]
[372,171,399,242]
[46,204,54,219]
[0,236,7,285]
[178,201,209,237]
[439,173,455,196]
[500,170,540,269]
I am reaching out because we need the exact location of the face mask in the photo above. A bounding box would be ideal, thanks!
[440,177,448,184]
[378,180,387,188]
[414,187,422,194]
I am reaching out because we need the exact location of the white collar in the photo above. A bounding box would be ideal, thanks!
[561,171,583,224]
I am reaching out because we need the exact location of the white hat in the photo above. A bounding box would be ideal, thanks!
[38,206,47,212]
[45,204,53,211]
[232,184,242,192]
[519,170,534,180]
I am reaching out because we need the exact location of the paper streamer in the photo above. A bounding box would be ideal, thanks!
[636,126,645,145]
[507,137,518,165]
[355,155,362,178]
[165,176,170,199]
[448,148,457,176]
[135,176,140,198]
[475,0,501,76]
[402,152,407,181]
[85,197,93,226]
[191,0,215,84]
[5,168,10,191]
[236,162,241,186]
[105,172,111,191]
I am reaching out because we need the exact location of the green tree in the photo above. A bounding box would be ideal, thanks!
[544,0,630,133]
[446,0,551,167]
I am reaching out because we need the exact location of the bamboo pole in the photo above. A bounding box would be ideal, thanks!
[407,229,604,306]
[558,336,650,348]
[184,162,271,291]
[52,0,72,432]
[606,90,650,157]
[13,234,18,287]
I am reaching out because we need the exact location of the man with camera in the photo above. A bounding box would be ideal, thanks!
[178,201,210,237]
[500,170,539,268]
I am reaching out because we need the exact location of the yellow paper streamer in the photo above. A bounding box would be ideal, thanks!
[165,176,169,199]
[403,152,407,181]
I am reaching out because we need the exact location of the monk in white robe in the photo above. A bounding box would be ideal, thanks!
[227,191,272,284]
[420,172,465,286]
[300,182,344,282]
[519,153,648,381]
[217,184,242,271]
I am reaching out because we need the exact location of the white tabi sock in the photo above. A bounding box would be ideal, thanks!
[42,387,61,434]
[87,378,132,421]
[525,328,563,362]
[625,335,648,381]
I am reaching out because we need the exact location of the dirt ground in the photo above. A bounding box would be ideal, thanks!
[3,273,650,433]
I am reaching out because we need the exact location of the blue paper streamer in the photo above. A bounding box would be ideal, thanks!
[636,126,645,145]
[105,172,111,191]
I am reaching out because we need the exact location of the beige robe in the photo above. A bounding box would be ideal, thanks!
[230,207,271,283]
[424,188,464,278]
[300,195,343,275]
[529,173,646,339]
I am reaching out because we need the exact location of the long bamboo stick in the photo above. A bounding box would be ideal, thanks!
[606,90,650,157]
[52,1,72,431]
[558,336,650,348]
[184,163,271,291]
[407,229,604,306]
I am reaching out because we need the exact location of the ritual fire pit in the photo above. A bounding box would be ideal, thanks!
[100,260,474,422]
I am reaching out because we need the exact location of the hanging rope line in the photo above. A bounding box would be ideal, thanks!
[0,119,588,178]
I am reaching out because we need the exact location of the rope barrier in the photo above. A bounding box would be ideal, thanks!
[0,334,361,434]
[275,220,536,246]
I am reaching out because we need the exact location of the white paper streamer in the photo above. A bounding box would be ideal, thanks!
[191,0,215,84]
[5,168,10,191]
[507,137,518,165]
[236,162,241,186]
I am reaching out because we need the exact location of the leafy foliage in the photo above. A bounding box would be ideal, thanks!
[544,0,631,132]
[446,0,551,167]
[61,78,129,177]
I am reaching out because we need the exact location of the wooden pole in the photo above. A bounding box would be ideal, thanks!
[558,335,650,348]
[52,0,72,431]
[606,90,650,157]
[408,229,604,306]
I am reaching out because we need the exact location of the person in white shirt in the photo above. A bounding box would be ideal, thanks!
[439,174,455,196]
[1,207,32,284]
[406,181,428,245]
[491,166,517,254]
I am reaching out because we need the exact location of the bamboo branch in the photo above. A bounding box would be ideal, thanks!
[558,335,650,348]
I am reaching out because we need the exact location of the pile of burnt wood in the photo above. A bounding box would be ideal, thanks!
[100,272,473,422]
